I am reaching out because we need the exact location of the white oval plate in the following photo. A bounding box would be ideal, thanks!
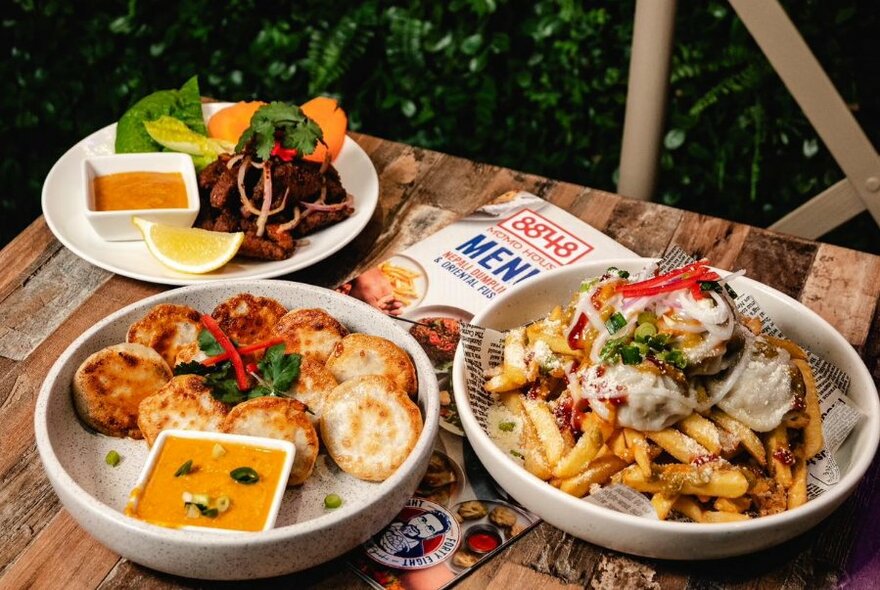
[452,258,880,560]
[41,103,379,285]
[35,280,439,579]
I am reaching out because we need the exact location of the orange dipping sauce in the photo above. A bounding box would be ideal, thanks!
[93,171,188,211]
[128,435,288,532]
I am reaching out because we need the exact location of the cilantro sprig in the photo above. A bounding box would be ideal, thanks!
[236,101,323,161]
[173,332,302,403]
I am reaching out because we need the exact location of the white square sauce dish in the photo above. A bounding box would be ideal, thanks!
[83,152,199,241]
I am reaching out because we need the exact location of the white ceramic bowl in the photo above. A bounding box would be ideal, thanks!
[127,430,295,533]
[452,258,880,560]
[35,280,439,579]
[83,153,200,241]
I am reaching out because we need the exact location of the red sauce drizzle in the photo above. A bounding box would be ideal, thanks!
[567,312,588,350]
[773,448,796,466]
[691,453,719,467]
[467,532,501,553]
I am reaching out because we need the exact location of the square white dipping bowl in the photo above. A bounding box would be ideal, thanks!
[127,429,295,534]
[83,153,200,241]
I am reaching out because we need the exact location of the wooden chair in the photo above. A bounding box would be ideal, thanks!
[617,0,880,240]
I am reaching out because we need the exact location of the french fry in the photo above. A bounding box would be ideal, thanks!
[793,359,824,459]
[764,424,793,488]
[714,496,751,513]
[558,455,629,497]
[672,496,704,522]
[651,493,678,520]
[677,413,722,455]
[522,399,567,466]
[520,408,553,480]
[710,410,766,465]
[624,428,652,478]
[608,429,634,462]
[702,510,751,523]
[553,420,604,478]
[765,335,807,361]
[646,428,708,464]
[621,464,749,498]
[787,454,808,510]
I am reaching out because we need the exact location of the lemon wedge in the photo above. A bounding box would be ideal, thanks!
[132,217,244,274]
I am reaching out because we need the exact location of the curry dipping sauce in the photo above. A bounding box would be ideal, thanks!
[128,434,291,532]
[93,171,188,211]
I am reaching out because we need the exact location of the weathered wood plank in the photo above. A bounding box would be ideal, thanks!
[667,212,751,271]
[0,247,112,361]
[462,524,603,588]
[484,562,581,590]
[0,218,60,304]
[0,511,119,590]
[603,199,684,257]
[732,231,818,299]
[798,243,880,348]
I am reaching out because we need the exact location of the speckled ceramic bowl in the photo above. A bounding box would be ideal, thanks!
[35,280,440,580]
[452,258,880,560]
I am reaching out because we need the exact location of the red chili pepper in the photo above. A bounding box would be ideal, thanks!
[245,362,258,374]
[201,336,285,366]
[617,260,708,292]
[271,141,298,161]
[619,266,719,298]
[200,314,249,390]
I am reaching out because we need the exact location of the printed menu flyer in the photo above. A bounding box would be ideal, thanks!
[338,191,636,589]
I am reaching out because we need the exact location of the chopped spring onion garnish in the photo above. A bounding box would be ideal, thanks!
[633,322,657,342]
[217,495,231,513]
[230,466,259,484]
[498,421,516,432]
[105,450,121,467]
[174,459,193,477]
[510,449,525,459]
[605,312,627,334]
[212,443,226,459]
[620,345,642,365]
[324,493,343,509]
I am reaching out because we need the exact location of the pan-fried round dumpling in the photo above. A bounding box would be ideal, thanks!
[221,397,319,485]
[320,375,422,482]
[325,334,417,396]
[137,374,229,446]
[126,304,202,368]
[73,343,172,438]
[173,341,207,367]
[288,356,338,424]
[273,308,349,361]
[211,293,287,346]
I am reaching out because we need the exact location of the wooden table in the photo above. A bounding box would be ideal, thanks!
[1,134,878,590]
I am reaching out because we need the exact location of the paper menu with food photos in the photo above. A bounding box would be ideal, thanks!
[342,191,637,589]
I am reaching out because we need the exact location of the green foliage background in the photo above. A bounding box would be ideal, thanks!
[3,0,878,251]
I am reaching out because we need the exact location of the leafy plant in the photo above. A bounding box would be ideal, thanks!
[3,0,877,252]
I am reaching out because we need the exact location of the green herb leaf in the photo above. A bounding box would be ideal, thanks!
[173,360,214,377]
[105,450,121,467]
[230,466,260,484]
[510,449,525,459]
[498,421,516,432]
[259,344,301,392]
[198,329,224,355]
[174,459,193,477]
[236,101,323,161]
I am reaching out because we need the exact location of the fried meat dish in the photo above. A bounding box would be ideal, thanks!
[196,152,354,260]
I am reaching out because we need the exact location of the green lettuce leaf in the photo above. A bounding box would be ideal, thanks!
[115,75,207,153]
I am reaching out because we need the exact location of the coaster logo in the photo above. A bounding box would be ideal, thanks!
[365,498,461,570]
